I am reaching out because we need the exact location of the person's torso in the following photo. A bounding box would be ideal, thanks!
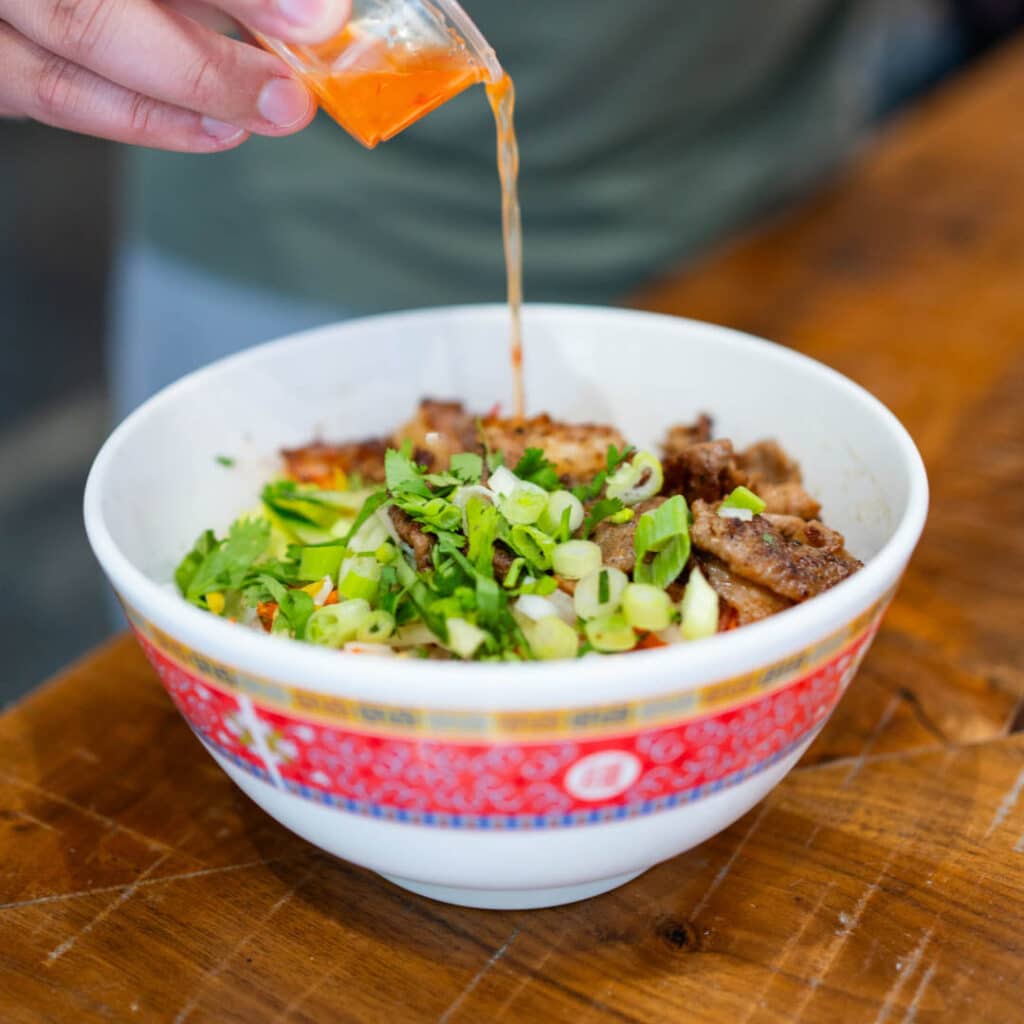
[129,0,881,311]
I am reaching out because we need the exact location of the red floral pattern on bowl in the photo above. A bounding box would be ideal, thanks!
[134,620,877,829]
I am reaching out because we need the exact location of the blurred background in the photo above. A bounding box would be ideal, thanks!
[2,0,1022,706]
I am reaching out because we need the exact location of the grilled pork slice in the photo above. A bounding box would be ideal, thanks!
[388,506,434,570]
[737,439,821,519]
[481,414,627,485]
[757,482,822,519]
[663,414,714,456]
[696,552,793,625]
[662,439,742,504]
[690,500,861,602]
[736,439,801,485]
[761,514,848,554]
[591,497,667,574]
[393,399,480,469]
[282,438,389,486]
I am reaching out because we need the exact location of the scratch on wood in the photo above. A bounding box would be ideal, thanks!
[790,853,895,1021]
[902,960,938,1023]
[437,927,521,1024]
[0,771,177,855]
[739,882,837,1024]
[0,857,291,912]
[690,800,772,920]
[44,853,171,965]
[843,695,902,787]
[171,863,317,1024]
[271,966,337,1023]
[1013,830,1024,853]
[803,823,823,849]
[984,765,1024,837]
[487,918,575,1022]
[873,927,934,1024]
[14,810,57,833]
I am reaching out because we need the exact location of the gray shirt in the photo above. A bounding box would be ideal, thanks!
[126,1,881,312]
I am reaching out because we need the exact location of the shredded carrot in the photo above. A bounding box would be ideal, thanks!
[718,605,740,632]
[635,632,668,651]
[257,601,278,632]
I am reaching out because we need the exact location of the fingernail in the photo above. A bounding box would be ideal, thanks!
[277,0,328,28]
[257,77,312,129]
[202,117,244,141]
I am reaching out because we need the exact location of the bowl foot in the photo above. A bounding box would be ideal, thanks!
[379,869,646,910]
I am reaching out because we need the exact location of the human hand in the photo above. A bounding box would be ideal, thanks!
[0,0,350,151]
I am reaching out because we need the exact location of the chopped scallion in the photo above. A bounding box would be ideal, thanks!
[634,495,691,589]
[717,506,755,522]
[680,567,720,641]
[500,484,549,525]
[574,567,628,621]
[552,540,602,580]
[585,613,637,653]
[622,583,673,632]
[721,485,767,515]
[509,524,555,571]
[338,556,381,602]
[445,618,488,659]
[537,490,584,537]
[298,545,345,583]
[606,451,664,506]
[356,609,396,643]
[527,617,580,660]
[307,600,371,648]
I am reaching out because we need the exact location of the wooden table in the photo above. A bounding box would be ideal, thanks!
[4,41,1024,1024]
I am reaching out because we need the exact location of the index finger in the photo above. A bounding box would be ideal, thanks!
[0,0,317,133]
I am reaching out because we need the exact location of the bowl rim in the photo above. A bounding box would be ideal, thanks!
[84,303,929,697]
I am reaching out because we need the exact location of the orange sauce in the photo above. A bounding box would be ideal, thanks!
[485,73,525,419]
[299,30,483,148]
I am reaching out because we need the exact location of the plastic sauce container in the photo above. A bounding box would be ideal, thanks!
[253,0,503,148]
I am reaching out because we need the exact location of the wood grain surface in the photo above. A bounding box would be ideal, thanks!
[4,36,1024,1024]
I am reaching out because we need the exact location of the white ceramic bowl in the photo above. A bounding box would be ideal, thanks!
[85,305,928,909]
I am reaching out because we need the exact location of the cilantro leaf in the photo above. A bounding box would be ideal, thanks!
[513,448,560,491]
[606,443,635,474]
[175,530,218,596]
[392,492,462,534]
[465,496,501,574]
[581,497,625,538]
[450,452,483,484]
[184,518,272,603]
[385,448,431,497]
